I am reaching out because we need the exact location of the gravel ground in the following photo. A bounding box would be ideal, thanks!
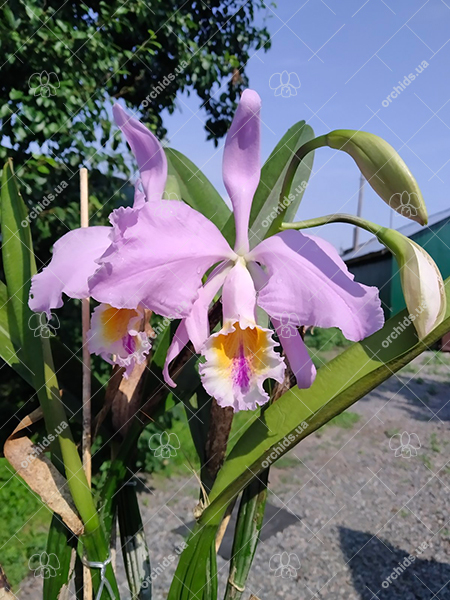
[19,351,450,599]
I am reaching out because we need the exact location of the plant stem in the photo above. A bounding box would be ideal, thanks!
[280,212,381,236]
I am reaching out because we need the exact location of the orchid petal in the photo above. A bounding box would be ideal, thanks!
[29,226,112,318]
[88,303,151,378]
[272,317,316,389]
[223,89,261,254]
[199,322,285,412]
[249,231,384,341]
[162,321,190,388]
[89,201,235,318]
[113,104,167,201]
[222,259,258,327]
[199,260,285,412]
[162,262,232,387]
[133,180,146,208]
[185,262,232,352]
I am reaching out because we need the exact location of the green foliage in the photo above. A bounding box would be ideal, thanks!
[304,327,351,351]
[0,458,51,588]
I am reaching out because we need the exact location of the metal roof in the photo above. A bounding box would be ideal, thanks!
[341,207,450,262]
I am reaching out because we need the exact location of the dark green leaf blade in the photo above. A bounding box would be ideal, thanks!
[165,148,232,239]
[224,470,268,600]
[43,515,75,600]
[118,484,152,599]
[0,280,34,386]
[1,159,39,370]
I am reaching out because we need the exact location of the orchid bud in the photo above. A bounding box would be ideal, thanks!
[326,130,428,226]
[377,228,446,339]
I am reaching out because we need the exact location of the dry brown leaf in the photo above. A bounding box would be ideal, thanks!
[4,408,84,536]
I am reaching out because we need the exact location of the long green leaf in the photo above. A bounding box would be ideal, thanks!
[165,148,232,240]
[43,515,75,600]
[0,279,34,386]
[224,470,268,600]
[1,159,40,372]
[221,120,315,246]
[118,484,152,600]
[169,278,450,599]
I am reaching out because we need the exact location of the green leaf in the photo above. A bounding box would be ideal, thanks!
[118,484,152,599]
[224,470,268,600]
[0,280,34,387]
[1,159,39,371]
[43,515,75,600]
[165,148,232,240]
[171,278,450,598]
[221,120,315,246]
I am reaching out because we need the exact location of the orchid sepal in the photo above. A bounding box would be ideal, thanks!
[282,214,446,339]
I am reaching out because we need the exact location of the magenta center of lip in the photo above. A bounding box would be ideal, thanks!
[232,342,251,392]
[123,334,135,354]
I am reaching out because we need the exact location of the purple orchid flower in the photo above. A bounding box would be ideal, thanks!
[85,90,384,411]
[28,104,168,376]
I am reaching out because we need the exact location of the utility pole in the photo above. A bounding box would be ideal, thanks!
[353,173,365,250]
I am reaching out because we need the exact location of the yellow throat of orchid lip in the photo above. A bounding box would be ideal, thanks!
[210,322,271,391]
[100,306,139,343]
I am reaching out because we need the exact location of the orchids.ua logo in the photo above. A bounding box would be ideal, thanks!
[21,180,68,227]
[390,191,420,219]
[381,540,429,588]
[149,431,181,458]
[269,71,301,97]
[148,192,182,218]
[29,71,60,97]
[20,421,68,470]
[261,422,308,468]
[141,60,188,105]
[277,312,299,339]
[389,431,421,458]
[381,301,427,349]
[269,552,301,578]
[29,552,60,578]
[381,60,429,107]
[28,312,60,338]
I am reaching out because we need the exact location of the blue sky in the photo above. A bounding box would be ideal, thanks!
[158,0,450,251]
